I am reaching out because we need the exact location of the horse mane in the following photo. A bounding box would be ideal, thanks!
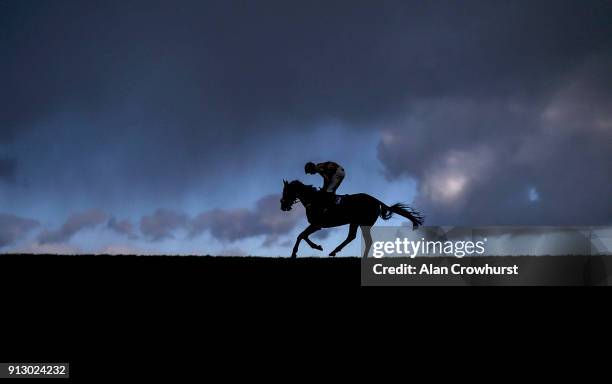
[289,180,317,193]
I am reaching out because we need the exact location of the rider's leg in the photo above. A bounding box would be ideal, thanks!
[325,167,345,193]
[321,167,345,211]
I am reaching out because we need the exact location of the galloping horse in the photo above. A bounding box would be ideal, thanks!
[280,180,424,258]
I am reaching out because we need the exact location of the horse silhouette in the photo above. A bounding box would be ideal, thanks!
[280,180,424,258]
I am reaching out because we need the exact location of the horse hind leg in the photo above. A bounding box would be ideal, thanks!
[329,223,358,257]
[361,226,372,259]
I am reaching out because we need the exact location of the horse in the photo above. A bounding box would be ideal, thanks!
[280,179,424,258]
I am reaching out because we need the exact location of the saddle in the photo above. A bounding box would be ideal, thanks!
[316,191,345,214]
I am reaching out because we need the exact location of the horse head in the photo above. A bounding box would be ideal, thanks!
[280,179,308,211]
[280,179,296,211]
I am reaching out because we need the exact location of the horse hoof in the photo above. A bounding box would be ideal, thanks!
[314,245,323,251]
[291,254,297,258]
[329,252,336,257]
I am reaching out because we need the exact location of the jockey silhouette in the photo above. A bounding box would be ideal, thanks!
[305,161,345,211]
[305,161,345,193]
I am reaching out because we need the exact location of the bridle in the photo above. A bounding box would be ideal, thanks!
[283,182,314,210]
[282,187,299,209]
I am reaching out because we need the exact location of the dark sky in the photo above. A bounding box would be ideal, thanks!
[1,0,611,255]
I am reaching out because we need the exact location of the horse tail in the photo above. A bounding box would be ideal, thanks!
[379,202,425,228]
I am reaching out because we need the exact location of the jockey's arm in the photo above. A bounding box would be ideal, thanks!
[315,162,337,175]
[315,163,332,178]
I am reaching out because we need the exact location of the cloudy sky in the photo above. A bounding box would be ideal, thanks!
[1,0,611,256]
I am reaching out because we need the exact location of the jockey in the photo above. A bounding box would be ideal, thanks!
[305,161,345,194]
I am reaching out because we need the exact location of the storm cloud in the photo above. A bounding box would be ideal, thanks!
[0,213,39,248]
[137,194,302,245]
[38,209,109,244]
[0,157,16,183]
[190,194,302,246]
[377,54,612,225]
[107,217,137,239]
[139,209,190,241]
[1,1,611,254]
[3,0,609,203]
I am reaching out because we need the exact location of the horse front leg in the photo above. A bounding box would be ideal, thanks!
[303,226,323,251]
[329,223,357,257]
[291,224,322,258]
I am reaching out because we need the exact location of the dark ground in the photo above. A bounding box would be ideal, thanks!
[2,254,610,288]
[0,254,358,378]
[0,254,360,289]
[1,254,608,381]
